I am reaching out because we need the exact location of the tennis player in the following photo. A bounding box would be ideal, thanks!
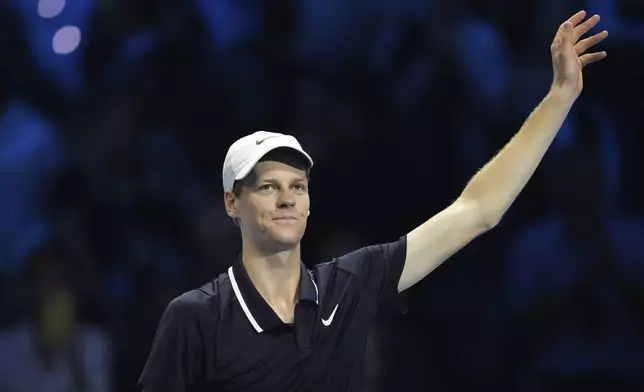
[139,11,608,392]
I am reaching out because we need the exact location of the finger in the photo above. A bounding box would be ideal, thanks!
[580,51,607,66]
[560,21,574,47]
[566,10,588,27]
[574,14,601,41]
[575,30,609,55]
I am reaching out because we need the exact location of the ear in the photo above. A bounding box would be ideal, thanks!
[224,191,240,219]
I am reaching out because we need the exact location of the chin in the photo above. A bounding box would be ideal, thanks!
[266,228,305,248]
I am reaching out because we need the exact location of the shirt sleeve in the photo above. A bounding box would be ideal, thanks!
[337,236,407,314]
[138,291,217,392]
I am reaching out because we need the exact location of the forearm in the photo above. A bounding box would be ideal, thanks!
[460,87,576,226]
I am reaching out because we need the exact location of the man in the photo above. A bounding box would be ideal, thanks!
[139,11,608,392]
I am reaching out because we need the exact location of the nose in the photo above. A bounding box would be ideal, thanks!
[277,189,296,208]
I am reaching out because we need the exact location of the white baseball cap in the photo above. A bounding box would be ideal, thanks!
[222,131,314,192]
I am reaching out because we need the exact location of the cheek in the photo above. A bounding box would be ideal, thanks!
[245,201,274,224]
[237,201,260,225]
[300,195,311,213]
[260,210,274,223]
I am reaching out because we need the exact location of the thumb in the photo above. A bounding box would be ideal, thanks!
[561,22,574,47]
[551,22,570,56]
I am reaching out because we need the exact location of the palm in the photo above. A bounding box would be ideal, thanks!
[551,11,608,96]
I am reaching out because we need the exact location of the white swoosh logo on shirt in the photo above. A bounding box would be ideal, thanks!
[321,304,339,327]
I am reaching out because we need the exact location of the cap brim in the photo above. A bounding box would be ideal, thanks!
[234,144,313,183]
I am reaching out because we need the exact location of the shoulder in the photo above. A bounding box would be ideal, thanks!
[162,278,228,326]
[312,236,407,276]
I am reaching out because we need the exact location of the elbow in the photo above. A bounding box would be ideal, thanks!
[455,197,502,232]
[468,199,504,232]
[479,204,507,231]
[481,213,502,231]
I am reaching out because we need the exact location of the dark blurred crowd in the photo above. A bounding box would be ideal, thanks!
[0,0,643,391]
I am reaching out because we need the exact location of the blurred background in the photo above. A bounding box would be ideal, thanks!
[0,0,642,391]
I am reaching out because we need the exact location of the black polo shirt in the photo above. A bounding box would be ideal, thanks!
[138,236,407,392]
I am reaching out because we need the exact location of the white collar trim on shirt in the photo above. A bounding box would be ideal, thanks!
[228,265,319,333]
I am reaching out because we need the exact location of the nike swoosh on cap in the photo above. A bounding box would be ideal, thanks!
[321,304,339,327]
[256,135,279,145]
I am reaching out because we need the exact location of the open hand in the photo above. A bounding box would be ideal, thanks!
[551,10,608,98]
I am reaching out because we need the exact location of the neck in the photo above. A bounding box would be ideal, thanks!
[241,240,301,307]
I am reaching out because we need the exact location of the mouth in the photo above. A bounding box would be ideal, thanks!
[272,217,299,223]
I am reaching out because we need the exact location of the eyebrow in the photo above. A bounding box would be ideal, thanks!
[259,177,307,184]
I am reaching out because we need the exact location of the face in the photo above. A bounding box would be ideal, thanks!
[225,160,310,251]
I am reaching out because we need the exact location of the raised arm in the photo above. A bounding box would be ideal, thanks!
[398,10,608,292]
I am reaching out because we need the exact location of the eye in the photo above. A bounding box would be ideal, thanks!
[293,183,307,192]
[258,184,276,192]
